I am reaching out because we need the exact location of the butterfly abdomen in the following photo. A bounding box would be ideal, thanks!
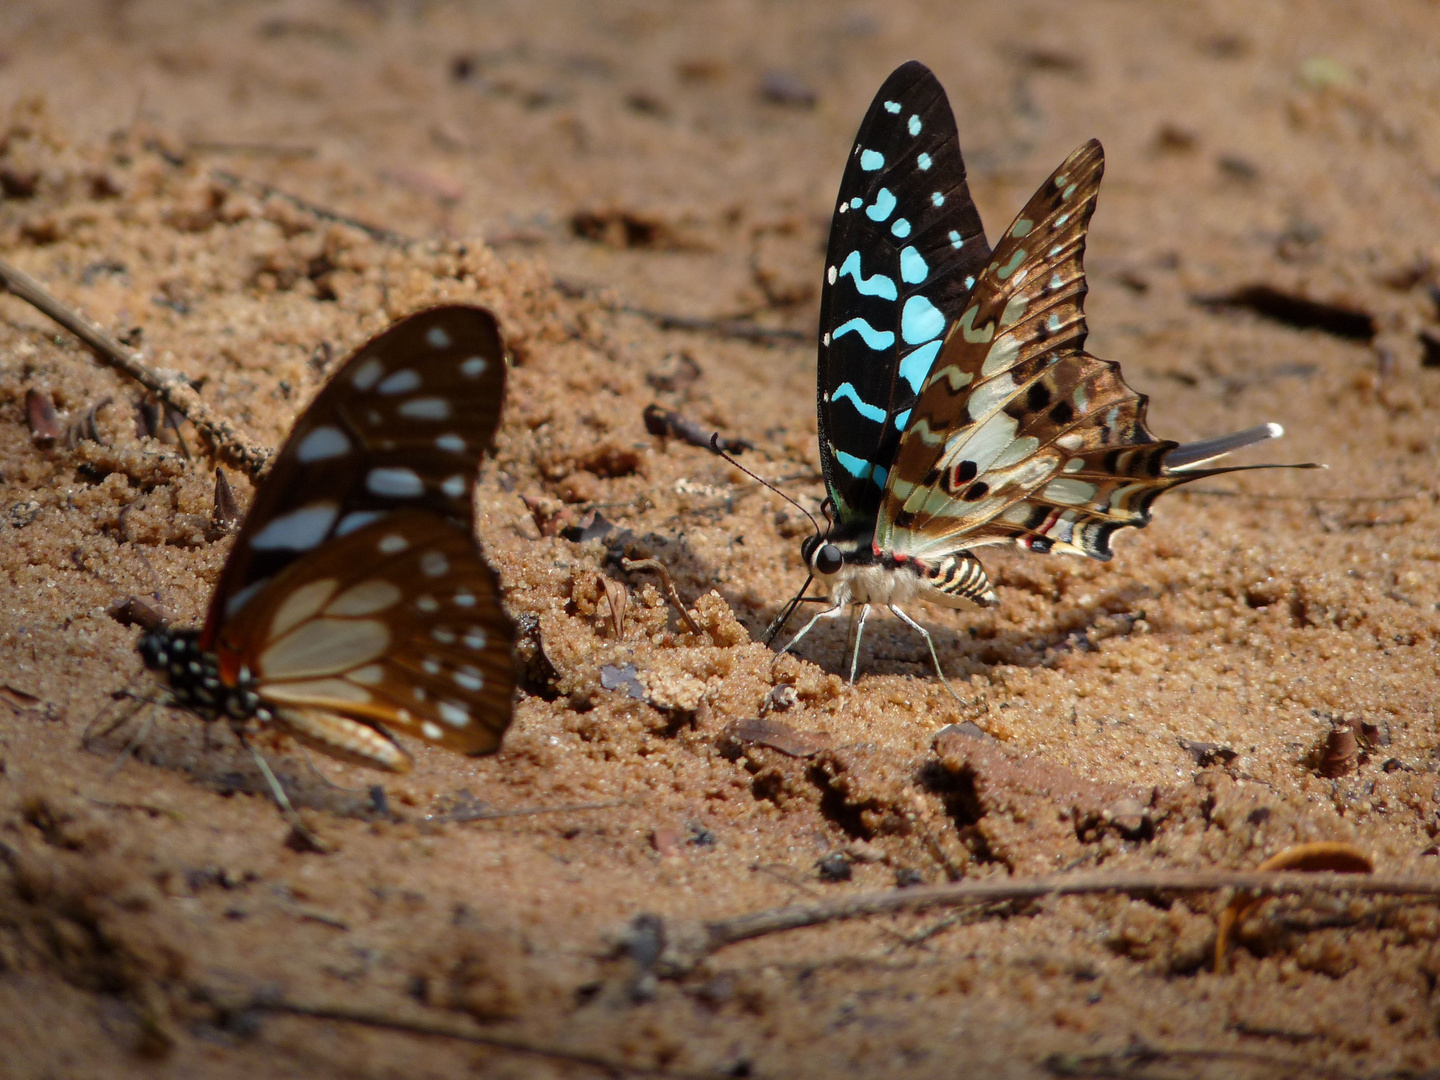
[921,552,997,607]
[139,627,265,723]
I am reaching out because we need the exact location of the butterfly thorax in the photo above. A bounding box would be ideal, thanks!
[138,628,268,725]
[802,525,996,610]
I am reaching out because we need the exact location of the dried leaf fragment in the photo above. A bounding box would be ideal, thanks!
[722,716,831,758]
[211,467,242,533]
[25,388,62,446]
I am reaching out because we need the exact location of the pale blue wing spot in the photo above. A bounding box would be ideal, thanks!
[834,448,873,480]
[893,409,912,431]
[884,100,901,114]
[850,197,863,209]
[838,251,898,300]
[860,149,885,171]
[898,340,942,393]
[964,275,976,289]
[891,218,911,238]
[908,114,922,136]
[949,230,964,248]
[865,188,896,221]
[995,248,1026,281]
[833,382,887,422]
[901,295,945,345]
[917,152,932,171]
[931,192,945,207]
[899,246,928,285]
[833,318,896,351]
[835,449,887,487]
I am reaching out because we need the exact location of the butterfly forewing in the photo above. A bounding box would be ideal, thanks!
[878,140,1179,560]
[214,510,515,763]
[818,61,993,529]
[201,306,506,648]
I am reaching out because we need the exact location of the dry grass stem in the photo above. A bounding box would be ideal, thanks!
[0,257,272,477]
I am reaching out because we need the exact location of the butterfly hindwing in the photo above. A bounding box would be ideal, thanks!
[879,140,1186,561]
[201,305,507,648]
[817,61,993,529]
[213,510,515,764]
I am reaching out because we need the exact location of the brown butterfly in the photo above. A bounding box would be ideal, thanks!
[136,305,514,776]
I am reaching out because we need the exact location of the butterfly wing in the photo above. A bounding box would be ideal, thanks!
[817,61,992,530]
[201,305,506,648]
[879,140,1290,564]
[212,510,514,769]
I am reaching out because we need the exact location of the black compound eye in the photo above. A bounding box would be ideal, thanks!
[814,543,844,576]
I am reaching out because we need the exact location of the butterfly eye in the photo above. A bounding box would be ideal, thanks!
[814,544,844,576]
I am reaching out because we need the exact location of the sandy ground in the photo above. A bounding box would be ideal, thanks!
[3,1,1440,1077]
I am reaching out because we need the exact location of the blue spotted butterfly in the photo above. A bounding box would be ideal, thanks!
[776,62,1315,696]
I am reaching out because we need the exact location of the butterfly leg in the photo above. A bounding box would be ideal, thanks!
[82,679,154,751]
[848,604,873,685]
[889,604,965,705]
[107,702,162,775]
[237,733,330,853]
[775,599,848,662]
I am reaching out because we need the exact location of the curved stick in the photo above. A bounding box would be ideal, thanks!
[0,257,272,477]
[653,869,1440,975]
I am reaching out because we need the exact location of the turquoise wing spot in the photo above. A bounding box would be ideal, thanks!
[891,218,912,238]
[865,188,897,222]
[917,152,932,171]
[833,383,887,422]
[907,114,922,136]
[883,100,901,114]
[899,246,928,285]
[901,295,945,345]
[834,318,897,351]
[835,449,888,487]
[861,149,885,171]
[893,408,911,431]
[898,340,942,393]
[838,251,898,300]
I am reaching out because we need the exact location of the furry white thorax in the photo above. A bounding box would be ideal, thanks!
[817,562,978,611]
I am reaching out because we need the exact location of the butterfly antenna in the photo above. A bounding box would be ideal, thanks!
[708,433,821,538]
[708,434,826,646]
[763,573,813,646]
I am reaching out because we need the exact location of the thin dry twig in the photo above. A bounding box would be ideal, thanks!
[1044,1042,1369,1080]
[430,798,632,824]
[1214,842,1373,972]
[0,257,272,478]
[651,868,1440,975]
[251,999,722,1079]
[210,170,412,247]
[552,278,805,344]
[621,557,702,635]
[620,306,807,344]
[643,403,754,453]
